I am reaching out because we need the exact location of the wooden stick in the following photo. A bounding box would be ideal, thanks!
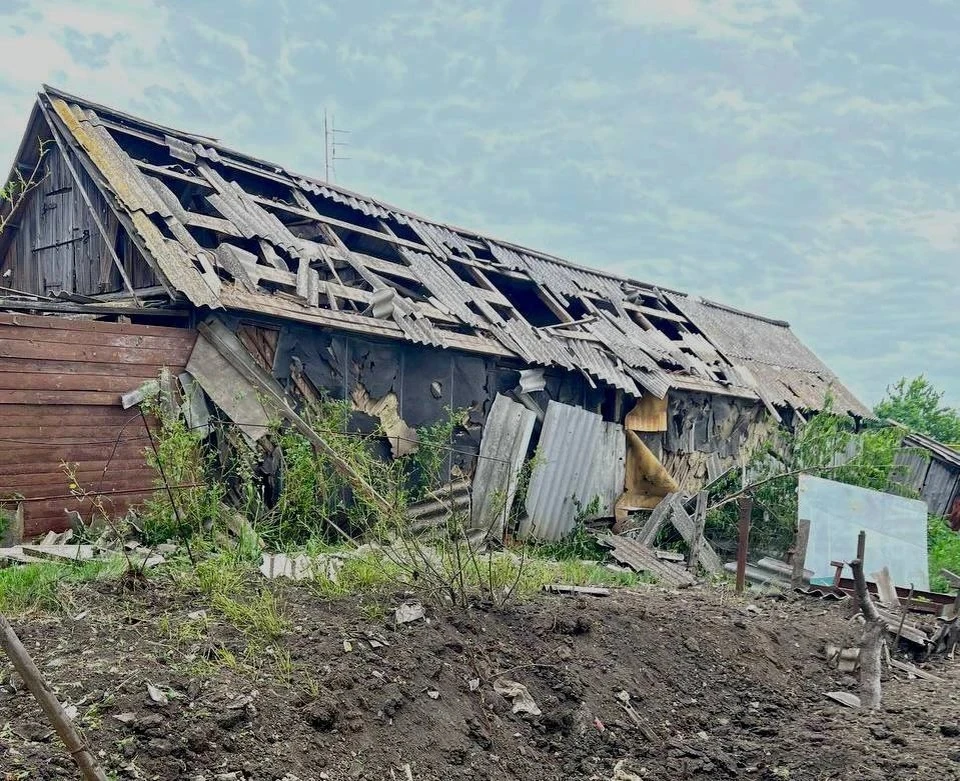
[0,612,109,780]
[791,518,810,588]
[735,496,752,595]
[893,583,915,649]
[688,491,707,573]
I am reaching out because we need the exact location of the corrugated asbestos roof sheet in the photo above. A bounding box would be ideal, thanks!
[667,293,871,417]
[27,84,867,416]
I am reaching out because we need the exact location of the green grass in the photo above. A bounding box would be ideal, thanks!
[928,514,960,592]
[0,558,129,615]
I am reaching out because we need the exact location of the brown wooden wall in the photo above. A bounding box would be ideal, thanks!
[0,144,158,297]
[0,312,196,539]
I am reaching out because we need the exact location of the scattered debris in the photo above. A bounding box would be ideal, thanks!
[598,535,694,588]
[825,644,861,673]
[492,679,541,716]
[146,684,169,706]
[395,603,426,625]
[543,584,611,597]
[888,658,945,683]
[825,691,862,708]
[259,553,316,581]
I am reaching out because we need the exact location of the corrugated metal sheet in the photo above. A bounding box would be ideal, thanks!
[521,401,605,542]
[0,313,196,538]
[400,249,485,327]
[586,421,626,519]
[29,86,869,419]
[470,394,537,537]
[406,479,472,530]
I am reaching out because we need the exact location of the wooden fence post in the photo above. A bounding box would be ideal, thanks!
[0,612,108,780]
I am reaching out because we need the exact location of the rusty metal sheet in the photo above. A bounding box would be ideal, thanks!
[471,394,537,537]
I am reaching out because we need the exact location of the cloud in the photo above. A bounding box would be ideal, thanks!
[600,0,806,48]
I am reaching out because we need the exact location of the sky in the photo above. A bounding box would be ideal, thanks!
[1,0,957,407]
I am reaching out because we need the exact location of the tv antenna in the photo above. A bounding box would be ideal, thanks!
[323,110,351,182]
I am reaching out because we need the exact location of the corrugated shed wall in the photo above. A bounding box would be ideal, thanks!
[0,313,196,538]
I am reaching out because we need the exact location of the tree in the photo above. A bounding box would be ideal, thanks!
[874,375,960,445]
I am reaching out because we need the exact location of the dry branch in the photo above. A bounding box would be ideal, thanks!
[850,557,885,709]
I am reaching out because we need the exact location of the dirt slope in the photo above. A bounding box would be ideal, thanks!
[1,581,959,780]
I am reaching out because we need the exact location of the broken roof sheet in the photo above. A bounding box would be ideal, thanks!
[8,85,868,415]
[667,294,869,417]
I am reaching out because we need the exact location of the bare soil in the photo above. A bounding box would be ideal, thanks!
[2,580,959,780]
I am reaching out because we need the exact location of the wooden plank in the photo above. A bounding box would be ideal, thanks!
[688,491,707,572]
[543,585,611,597]
[672,501,724,575]
[0,390,132,406]
[0,299,187,318]
[0,323,196,351]
[2,468,154,491]
[792,518,811,588]
[0,357,183,378]
[888,658,945,683]
[939,568,960,589]
[0,405,143,424]
[0,372,162,394]
[0,340,189,367]
[870,566,901,610]
[0,312,192,338]
[636,494,677,546]
[0,443,148,465]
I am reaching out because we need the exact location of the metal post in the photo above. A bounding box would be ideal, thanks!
[735,496,753,595]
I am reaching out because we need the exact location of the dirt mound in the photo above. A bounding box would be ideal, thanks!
[2,582,959,780]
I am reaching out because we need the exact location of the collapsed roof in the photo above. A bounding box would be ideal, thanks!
[1,85,869,418]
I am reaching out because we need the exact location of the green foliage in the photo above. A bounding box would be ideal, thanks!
[407,407,461,501]
[141,389,225,545]
[259,397,408,546]
[707,402,910,557]
[928,515,960,592]
[536,497,605,560]
[0,140,49,236]
[875,375,960,446]
[191,553,289,641]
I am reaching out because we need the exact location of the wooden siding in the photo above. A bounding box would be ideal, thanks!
[0,313,196,538]
[0,145,158,297]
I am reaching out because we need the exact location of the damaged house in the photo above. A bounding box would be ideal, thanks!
[0,86,871,543]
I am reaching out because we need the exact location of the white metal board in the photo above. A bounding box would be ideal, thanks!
[799,474,929,590]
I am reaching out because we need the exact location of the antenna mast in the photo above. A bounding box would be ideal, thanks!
[323,110,351,183]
